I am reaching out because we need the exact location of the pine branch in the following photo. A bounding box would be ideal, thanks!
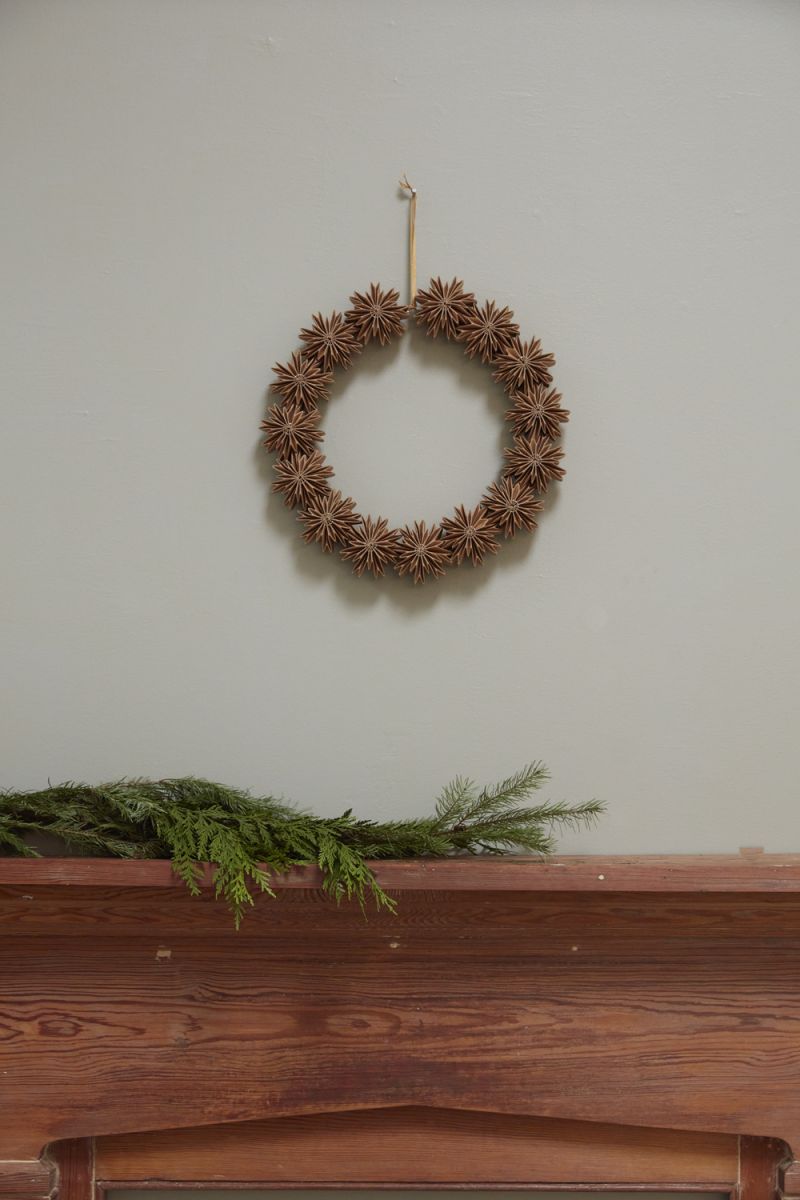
[0,766,604,925]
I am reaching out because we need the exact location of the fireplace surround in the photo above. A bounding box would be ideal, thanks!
[1,855,799,1200]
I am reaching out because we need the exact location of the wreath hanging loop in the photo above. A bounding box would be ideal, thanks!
[398,174,417,303]
[261,183,569,583]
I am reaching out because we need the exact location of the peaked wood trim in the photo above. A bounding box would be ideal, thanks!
[93,1107,740,1188]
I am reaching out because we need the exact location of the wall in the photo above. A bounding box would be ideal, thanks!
[1,0,798,852]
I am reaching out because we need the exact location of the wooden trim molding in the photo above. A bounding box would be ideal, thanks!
[1,857,799,1200]
[92,1107,743,1188]
[0,1161,54,1200]
[2,853,799,892]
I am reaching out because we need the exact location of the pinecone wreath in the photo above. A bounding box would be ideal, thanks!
[261,277,569,583]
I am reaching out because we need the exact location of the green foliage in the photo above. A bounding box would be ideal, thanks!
[0,765,603,926]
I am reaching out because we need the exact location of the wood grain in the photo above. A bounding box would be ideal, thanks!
[0,1161,52,1200]
[782,1159,800,1197]
[3,886,799,939]
[1,859,798,1200]
[1,854,799,892]
[95,1107,739,1187]
[50,1142,92,1200]
[738,1138,788,1200]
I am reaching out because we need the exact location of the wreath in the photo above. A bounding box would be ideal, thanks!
[261,186,569,583]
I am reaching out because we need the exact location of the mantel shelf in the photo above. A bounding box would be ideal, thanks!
[1,851,799,892]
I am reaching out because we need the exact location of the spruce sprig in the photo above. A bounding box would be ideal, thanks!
[0,767,603,925]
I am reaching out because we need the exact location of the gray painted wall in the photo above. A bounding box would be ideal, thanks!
[2,0,799,853]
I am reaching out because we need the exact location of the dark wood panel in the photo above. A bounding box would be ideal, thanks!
[3,888,800,945]
[95,1107,740,1187]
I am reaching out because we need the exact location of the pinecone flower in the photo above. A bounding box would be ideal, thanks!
[260,401,324,458]
[271,351,332,410]
[299,311,361,372]
[492,337,556,394]
[345,283,408,346]
[272,450,334,509]
[394,520,449,584]
[298,488,358,553]
[506,386,570,442]
[504,434,566,493]
[340,515,399,578]
[440,504,499,567]
[482,477,543,537]
[414,277,477,339]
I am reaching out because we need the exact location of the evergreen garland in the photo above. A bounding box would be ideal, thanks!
[0,764,602,925]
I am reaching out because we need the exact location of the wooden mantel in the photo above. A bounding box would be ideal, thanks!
[2,855,800,1200]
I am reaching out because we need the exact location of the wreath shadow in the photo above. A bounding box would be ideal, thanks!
[254,321,563,615]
